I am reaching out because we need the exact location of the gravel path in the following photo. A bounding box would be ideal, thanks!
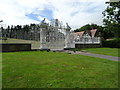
[63,50,120,61]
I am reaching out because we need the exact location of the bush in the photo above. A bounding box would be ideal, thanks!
[2,37,7,41]
[102,38,120,48]
[69,48,82,51]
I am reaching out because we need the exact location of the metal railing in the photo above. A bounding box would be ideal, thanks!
[74,37,100,44]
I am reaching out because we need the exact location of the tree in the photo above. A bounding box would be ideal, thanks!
[74,24,91,32]
[73,24,108,39]
[102,1,120,38]
[74,24,103,32]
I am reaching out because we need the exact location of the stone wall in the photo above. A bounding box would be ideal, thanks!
[0,43,31,52]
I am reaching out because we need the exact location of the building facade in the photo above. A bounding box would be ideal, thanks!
[73,29,101,48]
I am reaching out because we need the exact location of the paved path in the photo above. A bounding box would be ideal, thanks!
[63,50,120,61]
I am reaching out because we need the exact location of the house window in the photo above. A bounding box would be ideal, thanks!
[85,38,89,42]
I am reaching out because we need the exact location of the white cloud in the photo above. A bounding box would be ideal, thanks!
[49,0,108,29]
[0,0,47,26]
[0,0,108,29]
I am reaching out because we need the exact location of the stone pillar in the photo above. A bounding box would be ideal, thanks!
[39,28,47,49]
[64,30,71,49]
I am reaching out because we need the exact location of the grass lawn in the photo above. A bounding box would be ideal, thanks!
[2,51,118,88]
[70,48,119,57]
[83,48,119,57]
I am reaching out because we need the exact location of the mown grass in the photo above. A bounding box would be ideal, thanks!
[83,48,119,57]
[70,48,119,57]
[2,51,118,88]
[0,53,2,89]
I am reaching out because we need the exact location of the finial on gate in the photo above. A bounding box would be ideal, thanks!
[66,23,71,31]
[41,18,46,24]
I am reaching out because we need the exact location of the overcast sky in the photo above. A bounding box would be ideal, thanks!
[0,0,109,29]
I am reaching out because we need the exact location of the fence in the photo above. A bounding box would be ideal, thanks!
[75,37,100,44]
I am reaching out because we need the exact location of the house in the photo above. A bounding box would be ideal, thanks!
[73,29,101,48]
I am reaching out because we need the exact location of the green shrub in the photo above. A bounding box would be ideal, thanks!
[2,37,7,41]
[102,38,120,48]
[69,48,82,51]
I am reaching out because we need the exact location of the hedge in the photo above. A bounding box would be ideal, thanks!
[102,38,120,48]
